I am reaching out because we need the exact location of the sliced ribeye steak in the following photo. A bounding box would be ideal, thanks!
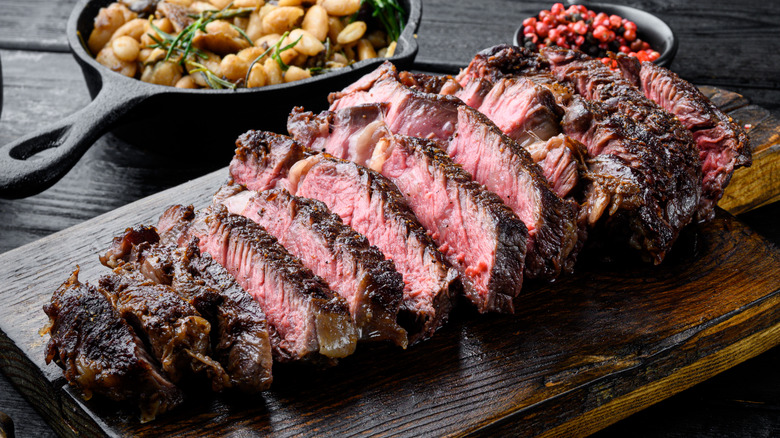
[158,204,358,363]
[326,63,580,280]
[217,184,408,348]
[230,131,460,343]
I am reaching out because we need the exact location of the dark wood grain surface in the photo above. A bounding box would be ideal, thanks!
[0,0,779,437]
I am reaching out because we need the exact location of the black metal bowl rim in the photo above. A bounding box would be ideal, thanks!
[67,0,422,94]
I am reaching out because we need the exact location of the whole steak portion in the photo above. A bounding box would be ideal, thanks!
[217,184,408,348]
[158,204,359,363]
[43,269,183,423]
[230,131,460,344]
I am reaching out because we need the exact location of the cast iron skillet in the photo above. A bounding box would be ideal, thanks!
[0,0,421,199]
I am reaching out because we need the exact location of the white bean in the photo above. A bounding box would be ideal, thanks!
[175,75,198,88]
[111,36,140,62]
[320,0,360,16]
[247,63,268,87]
[337,21,366,45]
[96,47,137,77]
[220,54,249,82]
[356,38,376,61]
[287,29,325,56]
[284,65,311,82]
[263,57,283,85]
[302,5,328,41]
[262,6,304,35]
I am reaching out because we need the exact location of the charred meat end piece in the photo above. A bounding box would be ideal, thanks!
[101,225,273,393]
[99,270,230,392]
[159,204,358,362]
[218,185,408,347]
[171,243,274,393]
[43,269,183,423]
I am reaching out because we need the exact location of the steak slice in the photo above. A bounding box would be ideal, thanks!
[289,112,527,313]
[43,269,183,423]
[216,184,408,347]
[292,99,579,280]
[230,131,460,343]
[99,269,230,391]
[158,204,358,363]
[618,56,751,220]
[100,226,273,393]
[367,134,527,313]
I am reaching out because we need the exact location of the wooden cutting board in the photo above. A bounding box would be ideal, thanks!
[0,89,779,437]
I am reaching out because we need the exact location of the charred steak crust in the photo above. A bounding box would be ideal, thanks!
[44,269,183,422]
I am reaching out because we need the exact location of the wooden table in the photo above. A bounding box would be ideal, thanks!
[0,0,778,436]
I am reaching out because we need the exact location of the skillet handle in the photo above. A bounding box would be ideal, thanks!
[0,83,146,199]
[0,410,13,438]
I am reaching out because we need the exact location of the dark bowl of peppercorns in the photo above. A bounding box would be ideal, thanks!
[513,2,677,67]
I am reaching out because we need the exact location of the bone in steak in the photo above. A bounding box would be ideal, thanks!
[217,184,408,347]
[293,96,579,280]
[101,226,274,393]
[43,269,183,423]
[617,55,751,221]
[230,131,460,343]
[158,203,358,363]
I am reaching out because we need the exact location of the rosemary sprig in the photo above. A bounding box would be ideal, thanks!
[272,34,303,71]
[187,61,237,90]
[231,23,255,47]
[360,0,406,42]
